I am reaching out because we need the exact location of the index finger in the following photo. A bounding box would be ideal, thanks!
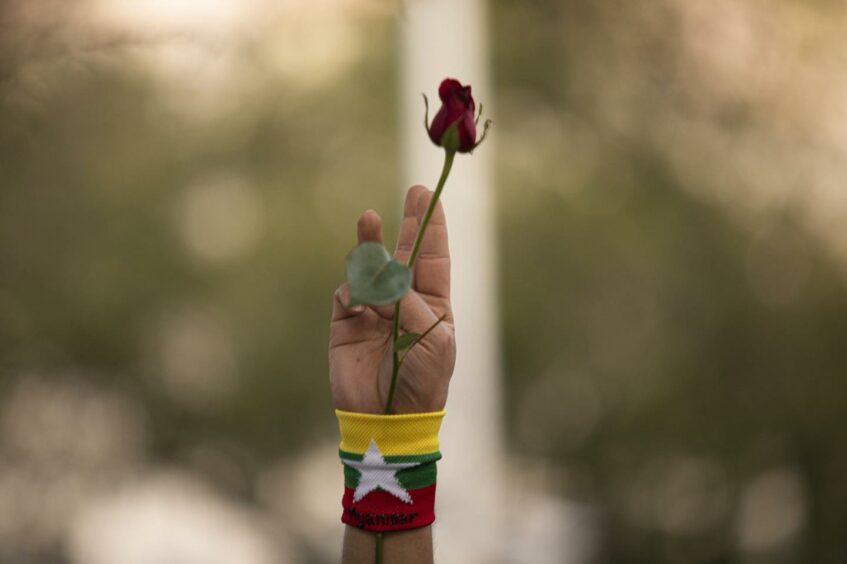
[394,185,427,264]
[412,190,451,304]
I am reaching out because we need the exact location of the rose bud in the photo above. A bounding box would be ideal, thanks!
[425,78,491,154]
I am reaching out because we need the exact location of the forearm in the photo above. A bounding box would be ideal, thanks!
[342,526,433,564]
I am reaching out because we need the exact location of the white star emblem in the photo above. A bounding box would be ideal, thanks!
[342,439,421,503]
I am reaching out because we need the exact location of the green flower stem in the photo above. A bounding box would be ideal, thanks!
[375,532,384,564]
[407,150,455,267]
[384,149,456,415]
[385,301,401,414]
[398,313,448,366]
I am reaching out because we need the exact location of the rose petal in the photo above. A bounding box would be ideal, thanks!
[438,78,464,102]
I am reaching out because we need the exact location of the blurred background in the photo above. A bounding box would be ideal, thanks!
[2,0,847,562]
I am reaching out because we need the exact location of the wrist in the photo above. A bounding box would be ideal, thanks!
[336,409,445,533]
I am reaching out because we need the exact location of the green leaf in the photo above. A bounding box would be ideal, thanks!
[346,242,412,306]
[395,332,421,351]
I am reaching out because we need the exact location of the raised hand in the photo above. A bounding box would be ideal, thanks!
[329,185,456,415]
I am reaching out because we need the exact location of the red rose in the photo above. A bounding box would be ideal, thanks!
[427,78,478,153]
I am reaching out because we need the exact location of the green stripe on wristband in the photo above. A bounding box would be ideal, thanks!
[343,459,438,491]
[339,449,442,464]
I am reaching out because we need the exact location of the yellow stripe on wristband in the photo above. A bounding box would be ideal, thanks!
[335,410,445,456]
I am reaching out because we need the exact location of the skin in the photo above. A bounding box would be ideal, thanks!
[329,185,457,563]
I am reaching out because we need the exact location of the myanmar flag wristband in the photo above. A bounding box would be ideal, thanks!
[336,409,445,533]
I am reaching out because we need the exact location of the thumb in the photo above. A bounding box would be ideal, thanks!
[371,291,438,334]
[331,283,365,322]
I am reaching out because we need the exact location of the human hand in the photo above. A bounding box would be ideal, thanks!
[329,185,456,415]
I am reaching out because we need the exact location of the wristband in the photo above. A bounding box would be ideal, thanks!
[336,409,445,532]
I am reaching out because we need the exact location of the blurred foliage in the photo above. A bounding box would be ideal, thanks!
[0,5,399,463]
[493,1,847,563]
[1,0,847,563]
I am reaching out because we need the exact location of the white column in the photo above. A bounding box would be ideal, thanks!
[400,1,505,561]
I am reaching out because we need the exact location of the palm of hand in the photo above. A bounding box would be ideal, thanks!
[330,186,455,415]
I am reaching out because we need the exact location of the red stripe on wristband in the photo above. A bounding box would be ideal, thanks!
[341,484,437,533]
